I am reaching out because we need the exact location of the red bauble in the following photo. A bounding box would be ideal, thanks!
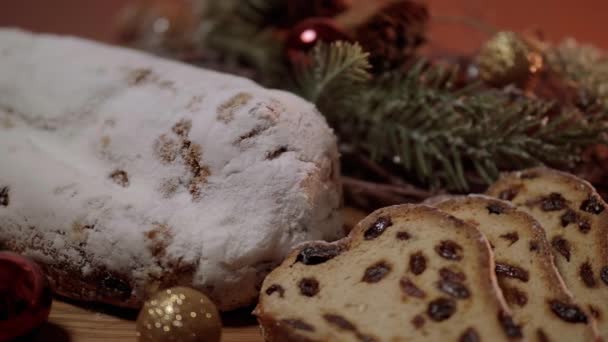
[285,18,351,63]
[0,252,52,342]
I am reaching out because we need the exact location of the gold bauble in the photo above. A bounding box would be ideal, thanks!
[136,287,221,342]
[477,31,532,86]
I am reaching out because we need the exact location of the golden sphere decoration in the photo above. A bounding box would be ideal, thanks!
[477,31,533,86]
[136,287,222,342]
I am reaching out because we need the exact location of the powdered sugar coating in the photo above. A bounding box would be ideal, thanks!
[0,29,342,310]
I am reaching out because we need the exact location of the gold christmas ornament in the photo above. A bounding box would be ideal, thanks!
[136,287,221,342]
[477,31,532,86]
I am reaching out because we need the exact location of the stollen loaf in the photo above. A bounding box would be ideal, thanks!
[0,29,342,310]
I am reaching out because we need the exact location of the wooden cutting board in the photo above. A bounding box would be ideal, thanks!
[36,208,368,342]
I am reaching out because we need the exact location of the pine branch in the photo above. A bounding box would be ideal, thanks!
[312,55,607,191]
[292,41,372,108]
[200,22,607,192]
[200,0,288,86]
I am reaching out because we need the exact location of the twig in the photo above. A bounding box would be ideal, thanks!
[342,176,437,204]
[350,153,407,186]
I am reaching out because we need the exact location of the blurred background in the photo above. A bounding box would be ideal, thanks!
[1,0,606,53]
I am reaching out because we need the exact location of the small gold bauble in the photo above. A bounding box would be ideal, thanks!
[136,287,221,342]
[477,31,531,86]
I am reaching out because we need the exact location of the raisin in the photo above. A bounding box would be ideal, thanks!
[499,187,519,201]
[427,297,456,322]
[503,285,528,307]
[411,315,425,329]
[560,209,578,227]
[487,203,506,214]
[437,279,470,299]
[549,300,588,323]
[459,328,480,342]
[0,186,8,207]
[396,231,411,240]
[362,261,391,283]
[435,240,464,261]
[323,314,356,331]
[438,267,470,299]
[295,244,342,265]
[298,278,319,297]
[109,170,130,187]
[265,284,285,298]
[521,171,539,179]
[499,232,519,246]
[172,118,192,137]
[498,310,523,338]
[529,241,540,252]
[400,277,426,298]
[364,216,393,240]
[128,68,152,85]
[265,146,288,160]
[580,195,605,215]
[409,252,427,275]
[580,262,596,288]
[281,319,315,331]
[439,268,466,282]
[578,219,591,234]
[540,193,567,211]
[537,329,550,342]
[551,236,571,262]
[356,333,377,342]
[495,262,529,282]
[601,266,608,286]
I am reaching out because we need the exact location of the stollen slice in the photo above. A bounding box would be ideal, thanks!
[435,195,599,341]
[255,205,522,341]
[487,167,608,338]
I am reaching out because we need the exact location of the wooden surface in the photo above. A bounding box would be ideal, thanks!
[44,301,263,342]
[33,209,367,342]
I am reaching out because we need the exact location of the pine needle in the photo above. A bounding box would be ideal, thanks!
[292,42,372,107]
[293,48,606,191]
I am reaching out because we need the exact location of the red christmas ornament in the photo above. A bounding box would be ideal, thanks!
[0,252,52,342]
[285,18,351,63]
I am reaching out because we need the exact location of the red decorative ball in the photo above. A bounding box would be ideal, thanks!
[0,252,52,342]
[285,18,351,62]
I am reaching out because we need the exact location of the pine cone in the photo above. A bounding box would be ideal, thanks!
[355,0,428,71]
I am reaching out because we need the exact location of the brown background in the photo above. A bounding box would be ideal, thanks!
[1,0,607,53]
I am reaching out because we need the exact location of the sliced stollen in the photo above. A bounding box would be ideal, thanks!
[255,205,523,341]
[434,195,599,341]
[487,167,608,338]
[0,29,343,310]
